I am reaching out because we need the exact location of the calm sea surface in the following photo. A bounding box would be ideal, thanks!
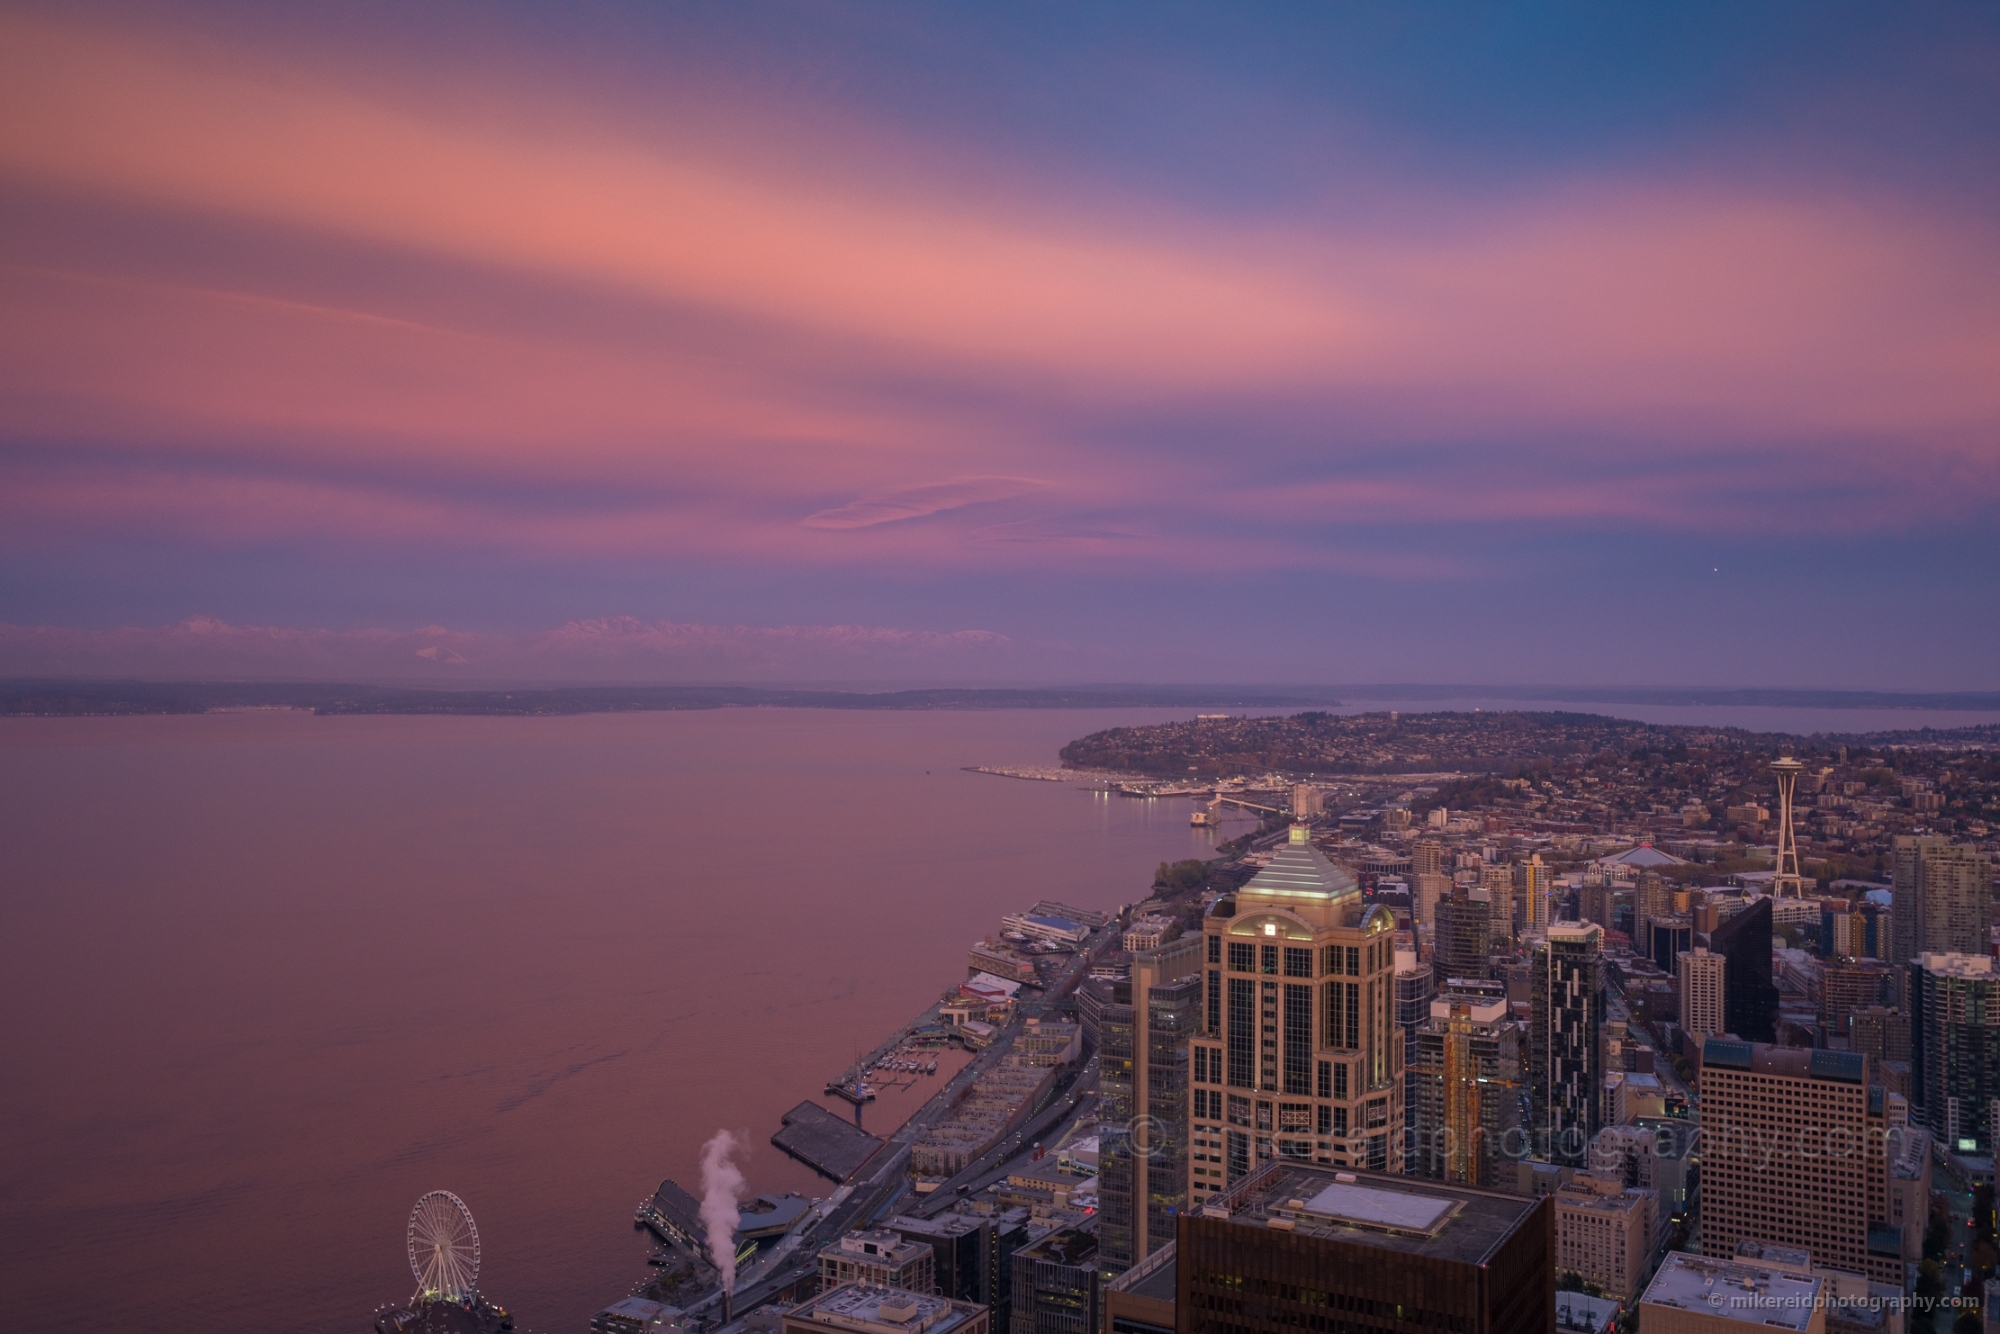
[5,701,1995,1333]
[0,709,1240,1334]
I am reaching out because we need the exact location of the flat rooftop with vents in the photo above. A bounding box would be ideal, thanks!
[1205,1161,1543,1265]
[1639,1252,1825,1334]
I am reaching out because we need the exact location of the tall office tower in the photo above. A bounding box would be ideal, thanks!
[1708,897,1777,1043]
[1188,825,1404,1201]
[1677,947,1725,1039]
[1769,757,1806,897]
[1095,935,1199,1276]
[1650,915,1693,976]
[1531,923,1605,1163]
[1481,864,1517,944]
[1894,838,1994,968]
[1517,854,1553,935]
[1395,949,1435,1173]
[1908,953,2000,1156]
[1635,872,1674,952]
[1410,991,1526,1187]
[1414,840,1446,877]
[1177,1163,1553,1334]
[1695,1040,1903,1285]
[1433,888,1493,987]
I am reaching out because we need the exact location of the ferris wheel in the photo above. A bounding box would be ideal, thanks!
[407,1190,481,1302]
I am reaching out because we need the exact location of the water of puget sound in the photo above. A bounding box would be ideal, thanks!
[5,700,1995,1332]
[0,708,1245,1333]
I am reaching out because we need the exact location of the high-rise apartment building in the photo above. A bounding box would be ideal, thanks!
[1096,935,1199,1276]
[1908,952,2000,1156]
[1481,864,1516,945]
[1708,897,1777,1044]
[1433,888,1492,987]
[1177,1162,1553,1334]
[1532,923,1605,1163]
[1410,991,1525,1188]
[1893,838,1993,971]
[1188,826,1403,1201]
[1677,947,1725,1039]
[1414,841,1446,877]
[1516,854,1553,936]
[1695,1040,1903,1285]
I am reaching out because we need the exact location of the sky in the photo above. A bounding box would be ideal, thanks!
[1,2,1997,687]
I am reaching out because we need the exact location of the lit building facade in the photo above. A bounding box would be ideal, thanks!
[1909,952,2000,1156]
[1189,825,1402,1204]
[1097,935,1199,1276]
[1695,1040,1903,1285]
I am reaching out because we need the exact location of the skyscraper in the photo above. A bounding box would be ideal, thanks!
[1410,990,1526,1187]
[1695,1040,1903,1285]
[1517,854,1553,936]
[1894,838,1993,967]
[1677,947,1725,1039]
[1095,934,1198,1276]
[1433,887,1492,987]
[1908,952,2000,1156]
[1708,897,1777,1043]
[1395,949,1435,1173]
[1531,923,1605,1164]
[1189,825,1403,1201]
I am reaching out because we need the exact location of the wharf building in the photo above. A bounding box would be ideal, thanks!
[1097,933,1201,1277]
[1187,825,1403,1205]
[783,1284,989,1334]
[819,1231,937,1295]
[1408,991,1526,1189]
[1678,947,1725,1040]
[1695,1040,1906,1286]
[1708,898,1778,1045]
[1177,1162,1553,1334]
[1908,952,2000,1156]
[1531,924,1605,1163]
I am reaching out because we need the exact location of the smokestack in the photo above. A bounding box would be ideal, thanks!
[724,1291,734,1326]
[699,1130,747,1296]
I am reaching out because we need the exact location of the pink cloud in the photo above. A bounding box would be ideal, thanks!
[0,10,1995,575]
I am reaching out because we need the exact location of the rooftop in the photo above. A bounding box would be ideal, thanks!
[1238,826,1360,902]
[1702,1040,1868,1085]
[795,1284,979,1334]
[1202,1162,1539,1266]
[825,1230,930,1264]
[1915,953,1996,979]
[1640,1252,1823,1332]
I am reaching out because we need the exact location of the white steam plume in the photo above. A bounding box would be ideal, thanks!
[699,1130,747,1294]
